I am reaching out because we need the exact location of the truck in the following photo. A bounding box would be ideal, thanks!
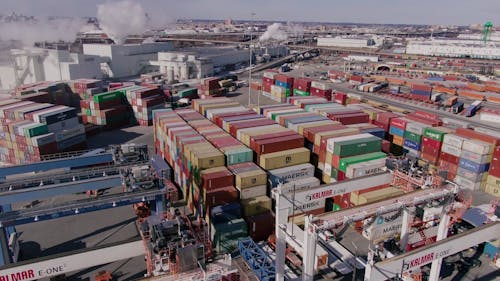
[444,96,458,107]
[452,101,464,114]
[465,100,482,117]
[430,93,443,102]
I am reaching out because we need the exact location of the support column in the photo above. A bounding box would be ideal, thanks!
[302,215,317,281]
[428,212,450,281]
[0,228,10,266]
[364,247,375,281]
[274,188,289,281]
[155,195,165,214]
[400,208,412,251]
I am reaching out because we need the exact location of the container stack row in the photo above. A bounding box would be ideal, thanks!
[80,89,132,128]
[198,77,226,99]
[124,86,165,126]
[268,74,294,102]
[0,98,86,164]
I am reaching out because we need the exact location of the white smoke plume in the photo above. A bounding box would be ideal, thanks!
[97,0,148,44]
[287,23,304,37]
[259,23,288,42]
[0,17,87,46]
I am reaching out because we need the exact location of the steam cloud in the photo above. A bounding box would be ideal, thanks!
[97,0,148,44]
[259,23,288,41]
[0,17,88,46]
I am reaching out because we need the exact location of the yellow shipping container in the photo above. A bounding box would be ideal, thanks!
[259,148,310,170]
[484,183,499,198]
[241,195,272,217]
[313,128,360,146]
[352,187,404,205]
[200,102,240,116]
[235,170,268,189]
[191,151,225,169]
[297,120,338,136]
[486,174,500,187]
[393,135,404,146]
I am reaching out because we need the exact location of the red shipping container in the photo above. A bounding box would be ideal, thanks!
[421,145,440,156]
[376,112,400,125]
[229,119,276,137]
[422,137,442,150]
[331,113,370,125]
[201,169,234,190]
[204,186,238,210]
[489,165,500,178]
[455,128,500,145]
[405,114,442,126]
[245,211,275,242]
[274,74,294,86]
[440,152,459,165]
[304,124,347,143]
[382,140,391,153]
[390,118,408,130]
[254,135,304,154]
[250,130,297,148]
[413,110,439,121]
[421,152,439,164]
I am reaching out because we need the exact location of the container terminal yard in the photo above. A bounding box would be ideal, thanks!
[0,2,500,281]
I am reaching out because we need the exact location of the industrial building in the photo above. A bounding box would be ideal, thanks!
[0,42,173,90]
[406,39,500,59]
[153,45,288,82]
[317,35,385,48]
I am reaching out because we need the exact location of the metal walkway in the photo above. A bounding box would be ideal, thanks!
[0,189,166,226]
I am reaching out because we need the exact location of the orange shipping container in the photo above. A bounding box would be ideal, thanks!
[485,85,500,93]
[433,86,456,95]
[457,90,485,100]
[467,83,486,92]
[487,96,500,104]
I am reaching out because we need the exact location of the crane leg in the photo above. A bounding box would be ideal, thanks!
[302,215,317,281]
[275,192,288,281]
[428,213,450,281]
[400,208,412,251]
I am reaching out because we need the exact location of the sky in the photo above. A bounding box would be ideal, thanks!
[1,0,499,26]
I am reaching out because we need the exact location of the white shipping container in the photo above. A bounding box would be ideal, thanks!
[326,133,373,154]
[362,217,403,242]
[47,117,80,133]
[268,163,315,185]
[287,197,325,217]
[475,127,500,138]
[457,168,488,182]
[345,158,387,179]
[462,139,493,155]
[311,81,331,91]
[263,71,277,79]
[265,109,301,119]
[460,150,492,164]
[405,147,421,158]
[454,175,484,191]
[270,84,286,94]
[237,185,266,200]
[236,124,281,141]
[405,122,427,135]
[441,143,462,157]
[443,134,468,149]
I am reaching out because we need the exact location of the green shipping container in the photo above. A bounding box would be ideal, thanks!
[293,89,310,96]
[24,123,48,138]
[333,137,382,157]
[404,131,422,144]
[270,110,303,121]
[93,90,125,103]
[338,152,387,172]
[224,147,253,165]
[327,166,343,179]
[177,88,198,98]
[423,127,451,142]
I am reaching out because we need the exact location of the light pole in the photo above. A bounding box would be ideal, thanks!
[248,12,256,107]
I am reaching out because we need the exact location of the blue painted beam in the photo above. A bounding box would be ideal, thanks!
[0,176,122,204]
[0,153,114,178]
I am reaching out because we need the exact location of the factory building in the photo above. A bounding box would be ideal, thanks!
[406,39,500,59]
[82,42,173,78]
[0,42,173,90]
[317,35,384,48]
[153,45,288,82]
[0,48,106,90]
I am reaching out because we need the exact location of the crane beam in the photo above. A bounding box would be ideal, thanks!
[366,222,500,281]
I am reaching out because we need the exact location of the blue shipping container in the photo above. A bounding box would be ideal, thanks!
[389,126,405,137]
[411,89,432,96]
[403,139,421,151]
[427,76,445,81]
[286,115,329,127]
[458,158,490,173]
[362,128,385,139]
[275,80,291,89]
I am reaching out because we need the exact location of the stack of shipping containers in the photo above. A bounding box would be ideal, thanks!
[310,81,333,101]
[80,89,132,127]
[124,86,165,126]
[293,78,312,97]
[0,98,86,165]
[197,77,226,98]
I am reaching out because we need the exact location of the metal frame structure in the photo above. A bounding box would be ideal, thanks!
[272,171,474,281]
